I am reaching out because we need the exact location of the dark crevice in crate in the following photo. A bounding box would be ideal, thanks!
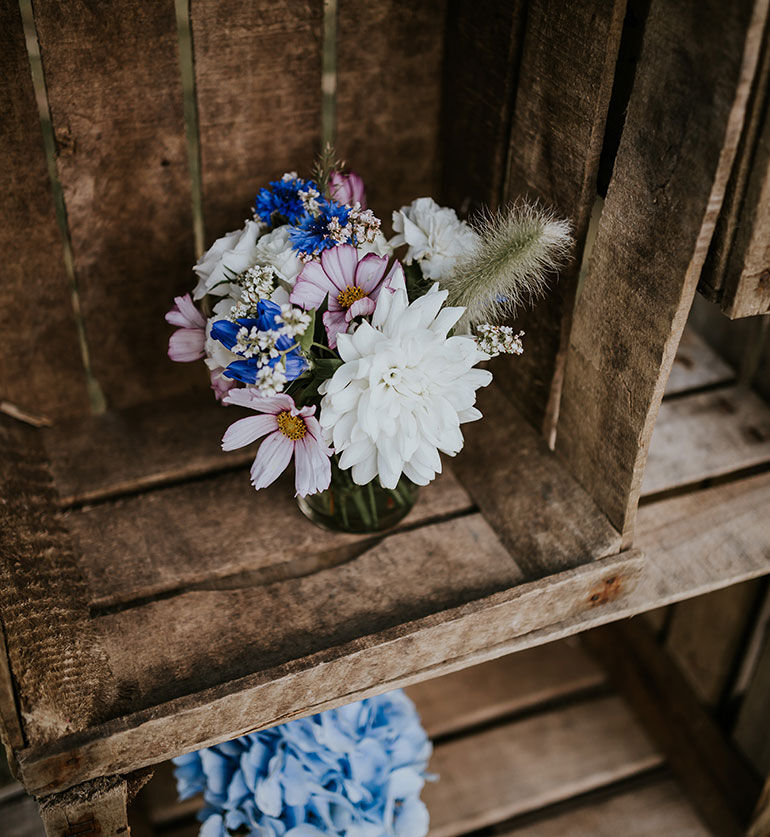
[639,459,770,507]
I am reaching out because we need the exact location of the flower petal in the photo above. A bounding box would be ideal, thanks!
[353,253,388,293]
[294,434,332,496]
[322,310,350,349]
[168,328,205,362]
[290,261,337,310]
[221,414,278,451]
[346,296,377,321]
[320,244,358,291]
[250,432,294,490]
[223,390,295,414]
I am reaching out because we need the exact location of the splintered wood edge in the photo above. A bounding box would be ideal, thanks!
[18,549,644,796]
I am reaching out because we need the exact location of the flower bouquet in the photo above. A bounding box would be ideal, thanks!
[167,151,572,533]
[172,689,433,837]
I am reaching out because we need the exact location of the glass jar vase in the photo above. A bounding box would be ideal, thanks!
[297,456,418,534]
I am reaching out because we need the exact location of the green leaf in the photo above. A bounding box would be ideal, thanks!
[298,308,316,354]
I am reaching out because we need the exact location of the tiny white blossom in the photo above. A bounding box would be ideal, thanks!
[277,304,312,338]
[255,365,287,396]
[298,186,321,214]
[474,324,524,358]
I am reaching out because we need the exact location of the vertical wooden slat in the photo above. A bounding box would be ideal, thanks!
[191,0,323,240]
[31,0,200,411]
[557,0,768,544]
[496,0,627,437]
[0,2,90,420]
[336,1,446,224]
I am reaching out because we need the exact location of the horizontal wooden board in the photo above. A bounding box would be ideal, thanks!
[664,326,734,397]
[499,778,711,837]
[136,639,606,827]
[426,695,662,837]
[642,386,770,496]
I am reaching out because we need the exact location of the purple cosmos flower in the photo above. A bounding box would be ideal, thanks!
[289,245,405,349]
[221,390,331,496]
[329,171,367,209]
[166,294,206,362]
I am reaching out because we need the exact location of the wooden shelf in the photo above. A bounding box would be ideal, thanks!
[2,331,769,802]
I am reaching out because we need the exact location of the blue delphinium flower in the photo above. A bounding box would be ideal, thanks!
[255,175,320,226]
[210,299,307,385]
[289,200,352,257]
[172,690,433,837]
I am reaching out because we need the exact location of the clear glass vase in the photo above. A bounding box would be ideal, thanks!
[297,456,419,534]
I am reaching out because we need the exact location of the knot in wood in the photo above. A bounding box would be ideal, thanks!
[587,575,623,607]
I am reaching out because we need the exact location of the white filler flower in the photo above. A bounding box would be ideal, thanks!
[319,284,492,488]
[390,197,479,280]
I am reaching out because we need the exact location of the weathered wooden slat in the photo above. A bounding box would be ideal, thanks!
[734,628,770,776]
[39,777,128,837]
[557,0,766,544]
[426,695,662,837]
[66,467,473,611]
[0,2,90,420]
[665,580,762,706]
[498,0,626,438]
[452,384,622,578]
[0,418,113,746]
[584,621,762,837]
[498,778,711,837]
[664,325,735,397]
[135,641,605,827]
[642,386,770,497]
[191,0,323,240]
[335,1,446,224]
[440,0,525,215]
[31,0,200,410]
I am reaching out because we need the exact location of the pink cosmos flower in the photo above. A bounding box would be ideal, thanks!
[290,245,405,349]
[166,294,206,362]
[222,390,332,496]
[209,367,237,401]
[329,171,367,208]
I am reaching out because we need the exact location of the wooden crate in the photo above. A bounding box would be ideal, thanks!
[2,0,770,833]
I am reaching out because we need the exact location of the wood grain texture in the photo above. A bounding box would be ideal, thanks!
[557,0,763,544]
[439,0,525,215]
[0,418,114,746]
[452,384,622,578]
[336,1,446,224]
[67,467,472,611]
[31,0,201,411]
[664,325,734,396]
[584,621,761,837]
[426,695,662,837]
[191,0,323,239]
[499,778,711,837]
[39,777,128,837]
[642,386,770,496]
[497,0,626,437]
[665,580,762,706]
[0,2,89,419]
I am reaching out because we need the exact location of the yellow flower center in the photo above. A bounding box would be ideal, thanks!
[336,285,367,309]
[276,411,307,441]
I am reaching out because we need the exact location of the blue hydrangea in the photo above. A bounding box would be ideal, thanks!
[289,200,351,256]
[210,299,307,384]
[255,175,320,226]
[172,690,433,837]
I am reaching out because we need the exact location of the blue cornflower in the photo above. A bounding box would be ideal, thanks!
[254,175,319,226]
[289,200,351,256]
[210,299,307,385]
[173,689,433,837]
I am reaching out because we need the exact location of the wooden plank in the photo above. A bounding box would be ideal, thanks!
[642,386,770,497]
[0,1,90,419]
[426,695,662,837]
[191,0,323,240]
[0,418,113,746]
[440,0,525,215]
[665,580,762,706]
[406,639,604,739]
[584,621,762,837]
[496,0,627,438]
[664,325,734,397]
[557,0,765,545]
[334,2,445,224]
[67,467,473,611]
[452,384,622,579]
[31,0,200,412]
[39,777,128,837]
[136,641,606,827]
[498,778,712,837]
[734,627,770,776]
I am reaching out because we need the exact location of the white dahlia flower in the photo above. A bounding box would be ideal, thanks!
[319,284,492,488]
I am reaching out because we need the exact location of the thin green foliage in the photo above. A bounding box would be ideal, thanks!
[312,142,346,199]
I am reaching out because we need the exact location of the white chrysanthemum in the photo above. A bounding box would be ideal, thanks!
[319,284,492,489]
[390,197,479,280]
[252,225,304,288]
